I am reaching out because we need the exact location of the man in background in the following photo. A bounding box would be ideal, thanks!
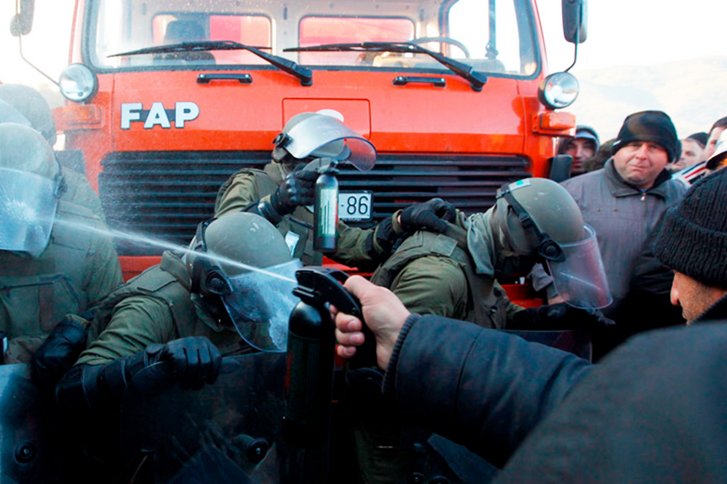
[556,124,600,176]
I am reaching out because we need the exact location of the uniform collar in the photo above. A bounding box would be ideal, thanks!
[160,251,192,291]
[465,211,497,276]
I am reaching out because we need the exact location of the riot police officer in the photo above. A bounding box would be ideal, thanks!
[0,123,122,363]
[56,211,299,407]
[0,84,106,220]
[215,110,443,269]
[373,177,612,328]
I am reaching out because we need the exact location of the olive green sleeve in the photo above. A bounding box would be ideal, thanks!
[389,255,469,319]
[76,295,176,366]
[331,221,376,267]
[214,172,261,217]
[333,213,404,269]
[83,228,123,306]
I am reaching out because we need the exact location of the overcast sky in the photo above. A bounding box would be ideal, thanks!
[3,1,726,77]
[538,0,727,72]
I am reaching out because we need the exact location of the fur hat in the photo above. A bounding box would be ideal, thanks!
[612,111,680,162]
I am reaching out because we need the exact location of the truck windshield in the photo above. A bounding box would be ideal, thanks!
[88,0,538,77]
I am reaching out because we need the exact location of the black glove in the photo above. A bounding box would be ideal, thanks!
[143,336,222,390]
[31,315,89,393]
[57,336,222,412]
[270,167,318,216]
[509,303,615,331]
[399,198,457,234]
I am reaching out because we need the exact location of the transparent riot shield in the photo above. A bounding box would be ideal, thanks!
[120,352,290,483]
[0,364,63,483]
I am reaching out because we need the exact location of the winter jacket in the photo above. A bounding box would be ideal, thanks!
[386,293,727,480]
[558,159,687,310]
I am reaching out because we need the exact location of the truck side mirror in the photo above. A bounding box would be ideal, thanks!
[10,0,35,36]
[549,154,573,182]
[562,0,587,44]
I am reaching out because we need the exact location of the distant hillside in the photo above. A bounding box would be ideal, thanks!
[570,56,727,140]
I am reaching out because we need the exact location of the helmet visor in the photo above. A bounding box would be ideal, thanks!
[546,225,612,309]
[284,115,376,171]
[222,259,302,352]
[0,168,58,257]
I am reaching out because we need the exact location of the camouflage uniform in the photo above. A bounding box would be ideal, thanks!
[215,162,390,268]
[77,251,250,366]
[0,200,122,363]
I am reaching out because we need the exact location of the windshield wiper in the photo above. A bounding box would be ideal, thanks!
[285,42,486,91]
[111,40,313,86]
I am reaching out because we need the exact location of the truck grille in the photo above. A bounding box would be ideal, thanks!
[99,152,529,255]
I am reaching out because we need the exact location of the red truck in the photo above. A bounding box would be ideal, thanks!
[12,0,585,288]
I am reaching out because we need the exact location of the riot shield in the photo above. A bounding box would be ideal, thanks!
[0,364,62,483]
[120,352,289,483]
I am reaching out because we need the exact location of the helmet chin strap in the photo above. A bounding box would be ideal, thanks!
[189,218,233,299]
[496,185,566,263]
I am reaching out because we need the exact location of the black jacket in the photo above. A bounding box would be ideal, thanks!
[385,315,592,468]
[387,297,727,481]
[497,319,727,482]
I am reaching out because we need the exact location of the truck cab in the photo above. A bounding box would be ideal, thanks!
[12,0,585,279]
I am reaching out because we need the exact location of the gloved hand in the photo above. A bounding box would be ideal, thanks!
[143,336,222,390]
[31,314,89,393]
[270,166,318,215]
[56,336,222,411]
[399,198,457,234]
[509,303,615,331]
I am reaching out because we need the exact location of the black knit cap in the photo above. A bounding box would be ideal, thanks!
[612,110,680,162]
[652,169,727,287]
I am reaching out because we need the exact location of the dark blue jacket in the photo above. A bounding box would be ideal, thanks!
[387,294,727,481]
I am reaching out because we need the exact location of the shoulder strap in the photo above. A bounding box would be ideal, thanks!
[92,252,195,335]
[372,230,502,328]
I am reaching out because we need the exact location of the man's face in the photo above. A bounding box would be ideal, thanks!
[704,127,725,160]
[670,271,725,323]
[674,139,704,169]
[612,141,669,189]
[564,138,596,173]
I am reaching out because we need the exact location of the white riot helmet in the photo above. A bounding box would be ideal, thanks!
[186,212,302,352]
[271,110,376,171]
[0,123,63,257]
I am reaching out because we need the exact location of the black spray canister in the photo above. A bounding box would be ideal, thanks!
[314,163,339,253]
[282,299,335,448]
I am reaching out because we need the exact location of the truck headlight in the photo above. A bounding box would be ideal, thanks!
[538,72,579,109]
[59,64,98,102]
